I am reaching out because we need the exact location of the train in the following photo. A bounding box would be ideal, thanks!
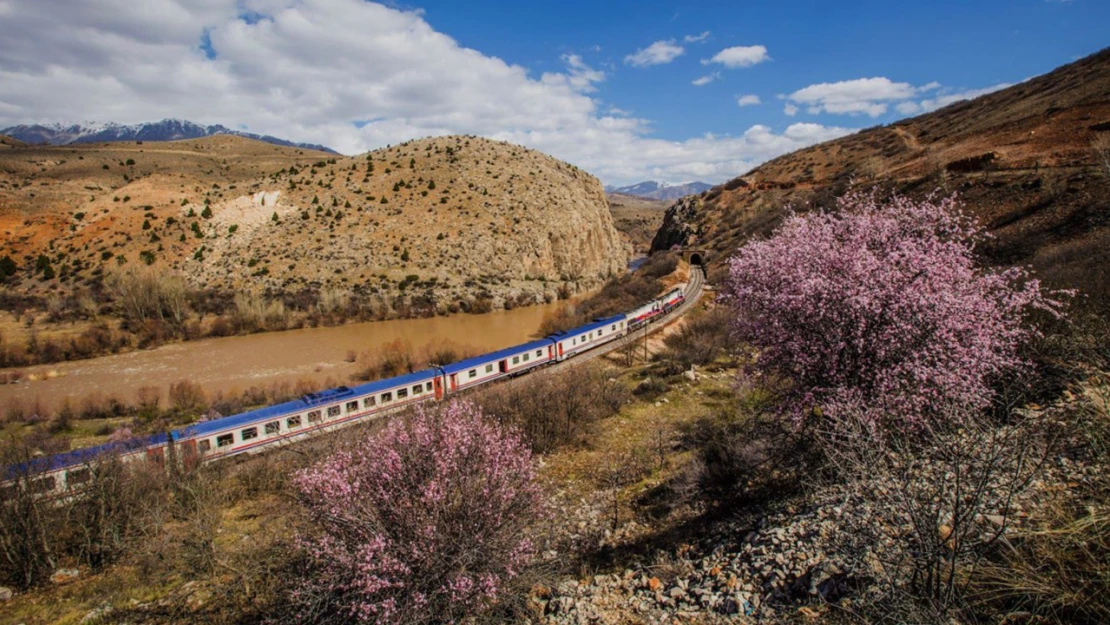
[2,285,688,499]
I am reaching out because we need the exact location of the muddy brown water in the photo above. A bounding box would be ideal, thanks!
[0,301,568,416]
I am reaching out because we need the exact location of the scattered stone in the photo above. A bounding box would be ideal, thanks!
[0,586,12,602]
[50,568,80,585]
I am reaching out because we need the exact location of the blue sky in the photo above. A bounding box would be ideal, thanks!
[0,0,1104,185]
[416,0,1103,141]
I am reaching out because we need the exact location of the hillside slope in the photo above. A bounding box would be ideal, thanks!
[654,48,1110,303]
[0,134,26,149]
[0,134,627,313]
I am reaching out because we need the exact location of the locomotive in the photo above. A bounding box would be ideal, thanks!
[2,285,687,498]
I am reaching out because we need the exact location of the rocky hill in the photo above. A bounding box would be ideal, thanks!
[0,134,628,312]
[653,48,1110,304]
[1,119,337,153]
[607,192,670,255]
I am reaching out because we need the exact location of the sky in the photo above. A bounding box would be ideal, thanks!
[0,0,1105,186]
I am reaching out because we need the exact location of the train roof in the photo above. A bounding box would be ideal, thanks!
[347,368,439,396]
[175,369,440,440]
[440,339,554,375]
[548,314,627,340]
[4,432,168,480]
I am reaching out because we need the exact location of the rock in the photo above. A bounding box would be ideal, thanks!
[683,368,698,381]
[50,568,80,585]
[80,603,112,624]
[0,586,12,601]
[667,586,687,600]
[646,577,663,592]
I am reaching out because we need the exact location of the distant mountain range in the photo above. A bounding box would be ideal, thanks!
[605,180,713,201]
[0,119,338,153]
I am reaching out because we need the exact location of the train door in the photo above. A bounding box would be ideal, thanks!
[558,342,564,359]
[499,359,508,373]
[433,376,444,400]
[181,439,199,470]
[548,344,555,361]
[146,446,165,468]
[449,374,458,393]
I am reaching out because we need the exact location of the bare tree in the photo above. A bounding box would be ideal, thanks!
[819,405,1054,614]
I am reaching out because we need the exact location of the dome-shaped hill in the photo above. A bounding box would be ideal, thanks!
[0,134,628,314]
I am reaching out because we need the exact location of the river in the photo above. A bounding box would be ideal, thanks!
[0,300,568,415]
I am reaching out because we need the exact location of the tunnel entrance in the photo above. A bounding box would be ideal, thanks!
[689,253,703,267]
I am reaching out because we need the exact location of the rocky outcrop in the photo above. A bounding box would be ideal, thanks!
[650,194,705,251]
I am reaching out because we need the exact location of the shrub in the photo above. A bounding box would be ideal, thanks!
[291,400,541,623]
[476,363,628,453]
[661,306,731,368]
[722,191,1064,434]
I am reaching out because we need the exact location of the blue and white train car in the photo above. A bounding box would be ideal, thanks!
[549,314,627,361]
[1,433,168,500]
[440,338,556,394]
[173,369,442,463]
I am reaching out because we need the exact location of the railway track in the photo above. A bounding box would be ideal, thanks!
[552,264,706,372]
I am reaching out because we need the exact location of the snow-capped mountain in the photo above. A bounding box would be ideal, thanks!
[604,180,713,201]
[0,119,338,153]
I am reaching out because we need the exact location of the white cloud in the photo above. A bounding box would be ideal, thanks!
[624,39,684,67]
[0,0,855,186]
[737,94,761,107]
[784,103,799,116]
[683,31,711,43]
[786,76,1012,118]
[554,54,605,93]
[703,45,769,68]
[895,101,921,115]
[691,72,719,86]
[916,83,1012,112]
[787,77,918,117]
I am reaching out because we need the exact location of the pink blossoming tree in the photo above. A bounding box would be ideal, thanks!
[721,191,1063,433]
[291,400,542,623]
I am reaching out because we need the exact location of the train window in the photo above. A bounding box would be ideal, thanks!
[308,410,322,423]
[67,468,91,486]
[412,384,423,395]
[468,369,477,378]
[512,356,519,365]
[241,427,258,441]
[426,382,433,391]
[397,388,408,399]
[346,401,359,413]
[523,352,530,362]
[536,349,543,357]
[265,421,281,435]
[217,434,234,447]
[287,415,302,429]
[364,396,377,408]
[198,439,212,452]
[612,324,617,331]
[485,364,493,373]
[31,476,56,494]
[327,405,341,418]
[381,391,393,403]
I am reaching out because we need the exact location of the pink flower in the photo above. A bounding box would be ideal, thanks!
[289,399,542,622]
[721,190,1065,434]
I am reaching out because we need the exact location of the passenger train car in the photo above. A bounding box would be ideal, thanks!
[3,283,688,498]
